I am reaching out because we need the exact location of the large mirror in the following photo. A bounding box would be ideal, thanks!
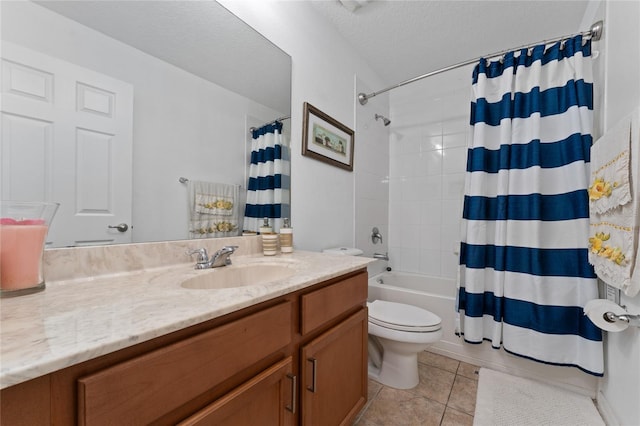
[1,0,291,248]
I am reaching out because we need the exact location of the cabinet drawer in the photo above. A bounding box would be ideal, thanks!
[300,271,367,335]
[78,301,292,425]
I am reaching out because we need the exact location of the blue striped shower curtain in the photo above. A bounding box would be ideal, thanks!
[457,35,603,376]
[244,121,290,232]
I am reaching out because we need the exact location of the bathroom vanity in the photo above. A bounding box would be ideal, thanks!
[0,238,372,425]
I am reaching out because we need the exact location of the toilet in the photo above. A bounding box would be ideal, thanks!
[367,300,442,389]
[322,247,443,390]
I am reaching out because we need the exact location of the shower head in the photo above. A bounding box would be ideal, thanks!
[375,113,391,126]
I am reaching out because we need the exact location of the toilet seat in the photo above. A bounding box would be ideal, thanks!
[368,300,441,332]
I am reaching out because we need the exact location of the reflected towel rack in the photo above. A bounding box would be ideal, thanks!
[179,177,241,189]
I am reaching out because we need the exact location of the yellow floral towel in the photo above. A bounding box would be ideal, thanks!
[188,180,240,239]
[588,108,640,297]
[588,222,634,289]
[589,116,631,214]
[195,194,234,216]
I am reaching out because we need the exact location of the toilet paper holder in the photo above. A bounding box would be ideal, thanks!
[603,309,640,327]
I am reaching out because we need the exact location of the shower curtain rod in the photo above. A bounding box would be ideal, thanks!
[358,20,603,105]
[249,115,291,133]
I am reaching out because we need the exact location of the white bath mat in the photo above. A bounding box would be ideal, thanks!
[473,368,604,426]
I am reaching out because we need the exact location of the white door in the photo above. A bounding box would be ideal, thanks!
[1,42,133,247]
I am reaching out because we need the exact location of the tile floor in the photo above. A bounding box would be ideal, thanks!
[354,351,480,426]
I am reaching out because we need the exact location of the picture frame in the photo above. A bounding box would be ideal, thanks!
[302,102,354,171]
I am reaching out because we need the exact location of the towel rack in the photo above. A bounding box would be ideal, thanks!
[178,177,242,189]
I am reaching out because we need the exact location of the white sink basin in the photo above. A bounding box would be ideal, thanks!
[180,263,296,290]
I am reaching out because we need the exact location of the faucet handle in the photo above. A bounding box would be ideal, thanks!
[222,246,238,265]
[371,227,383,244]
[187,248,209,263]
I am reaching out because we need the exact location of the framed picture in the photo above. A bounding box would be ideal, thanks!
[302,102,354,171]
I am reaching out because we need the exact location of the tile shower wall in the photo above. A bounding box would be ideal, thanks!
[355,79,389,275]
[388,66,474,279]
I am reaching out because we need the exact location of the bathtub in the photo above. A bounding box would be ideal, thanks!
[367,271,457,353]
[367,271,599,396]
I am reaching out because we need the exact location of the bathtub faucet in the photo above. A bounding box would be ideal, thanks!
[373,252,389,261]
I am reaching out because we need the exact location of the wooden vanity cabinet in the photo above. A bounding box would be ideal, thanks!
[299,272,369,426]
[0,269,368,426]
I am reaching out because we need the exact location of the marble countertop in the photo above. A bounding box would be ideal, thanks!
[0,250,372,389]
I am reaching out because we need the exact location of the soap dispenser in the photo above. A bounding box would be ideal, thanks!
[279,218,293,253]
[259,217,272,235]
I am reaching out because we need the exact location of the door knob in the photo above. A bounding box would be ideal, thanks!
[108,223,129,232]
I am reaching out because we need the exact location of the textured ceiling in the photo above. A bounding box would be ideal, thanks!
[34,1,592,110]
[34,1,291,114]
[308,0,592,89]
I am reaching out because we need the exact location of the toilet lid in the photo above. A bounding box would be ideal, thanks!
[368,300,441,332]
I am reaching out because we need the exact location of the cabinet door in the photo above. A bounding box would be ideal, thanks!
[301,308,368,426]
[0,376,50,426]
[178,357,295,426]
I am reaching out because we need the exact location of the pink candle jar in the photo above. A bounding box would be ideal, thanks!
[1,201,59,297]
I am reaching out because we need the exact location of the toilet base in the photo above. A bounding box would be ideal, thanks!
[368,350,421,389]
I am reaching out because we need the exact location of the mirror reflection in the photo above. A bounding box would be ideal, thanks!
[1,1,292,248]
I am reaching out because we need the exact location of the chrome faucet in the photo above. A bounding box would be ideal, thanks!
[373,252,389,261]
[187,246,238,269]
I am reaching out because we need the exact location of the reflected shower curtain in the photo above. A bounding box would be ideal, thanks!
[456,35,603,376]
[243,121,290,232]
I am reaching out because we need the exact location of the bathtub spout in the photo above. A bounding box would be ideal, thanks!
[373,252,389,261]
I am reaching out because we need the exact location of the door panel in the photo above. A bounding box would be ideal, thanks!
[1,113,53,202]
[75,128,113,213]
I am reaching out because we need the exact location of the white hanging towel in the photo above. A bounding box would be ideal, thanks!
[188,180,240,239]
[588,107,640,296]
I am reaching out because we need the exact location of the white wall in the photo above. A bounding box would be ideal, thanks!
[2,1,284,243]
[592,1,640,424]
[219,1,386,252]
